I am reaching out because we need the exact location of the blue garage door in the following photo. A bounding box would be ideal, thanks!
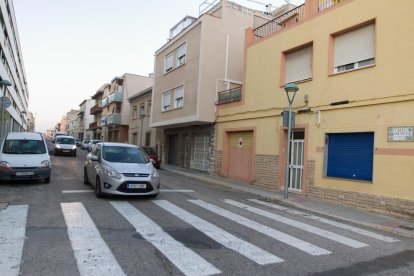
[327,132,374,181]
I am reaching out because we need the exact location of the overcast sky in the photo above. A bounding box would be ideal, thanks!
[13,0,304,132]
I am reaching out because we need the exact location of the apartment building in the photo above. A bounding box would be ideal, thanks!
[89,84,109,140]
[215,0,414,219]
[79,98,95,140]
[0,0,29,139]
[151,0,272,171]
[128,86,162,150]
[99,73,152,143]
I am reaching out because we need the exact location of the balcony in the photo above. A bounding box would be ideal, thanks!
[253,0,345,40]
[90,104,103,115]
[108,90,123,104]
[217,86,242,105]
[101,97,108,107]
[107,113,121,125]
[89,121,101,130]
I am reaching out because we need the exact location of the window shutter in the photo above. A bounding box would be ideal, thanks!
[165,54,173,71]
[175,86,184,99]
[334,23,375,67]
[285,46,312,84]
[177,44,186,58]
[162,92,171,107]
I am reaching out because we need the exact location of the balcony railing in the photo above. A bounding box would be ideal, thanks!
[89,121,101,130]
[108,90,123,104]
[253,0,345,40]
[90,104,103,115]
[217,86,242,105]
[102,113,121,126]
[101,97,108,107]
[254,4,305,40]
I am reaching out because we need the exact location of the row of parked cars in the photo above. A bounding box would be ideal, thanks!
[0,132,162,198]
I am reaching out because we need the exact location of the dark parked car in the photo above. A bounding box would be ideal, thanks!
[142,147,161,169]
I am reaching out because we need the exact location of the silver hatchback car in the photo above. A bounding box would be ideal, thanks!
[84,142,160,198]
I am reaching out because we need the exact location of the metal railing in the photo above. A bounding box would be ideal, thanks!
[318,0,343,12]
[217,86,242,104]
[253,4,305,40]
[90,104,103,115]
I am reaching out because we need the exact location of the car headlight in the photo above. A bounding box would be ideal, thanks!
[71,145,76,150]
[41,160,50,168]
[0,161,11,170]
[152,169,159,178]
[102,166,121,179]
[55,145,61,149]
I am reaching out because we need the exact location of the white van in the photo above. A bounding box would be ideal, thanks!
[0,132,51,183]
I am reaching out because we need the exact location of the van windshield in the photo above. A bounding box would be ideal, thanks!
[56,137,75,144]
[3,139,46,154]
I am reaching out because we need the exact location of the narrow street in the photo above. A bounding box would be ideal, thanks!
[0,148,413,275]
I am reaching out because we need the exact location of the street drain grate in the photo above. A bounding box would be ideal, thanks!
[398,225,414,231]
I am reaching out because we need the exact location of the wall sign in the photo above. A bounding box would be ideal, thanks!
[388,127,414,142]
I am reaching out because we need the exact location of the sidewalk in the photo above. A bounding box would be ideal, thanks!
[161,164,414,239]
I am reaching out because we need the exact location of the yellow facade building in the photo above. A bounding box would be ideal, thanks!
[214,0,414,219]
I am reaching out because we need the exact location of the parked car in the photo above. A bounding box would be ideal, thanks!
[87,140,101,152]
[142,147,161,169]
[75,139,81,147]
[53,135,77,157]
[81,140,90,150]
[84,142,160,198]
[0,132,51,183]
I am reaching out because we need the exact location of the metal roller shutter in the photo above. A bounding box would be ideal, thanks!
[327,132,374,181]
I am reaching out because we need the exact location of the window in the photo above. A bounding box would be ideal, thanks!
[176,43,187,66]
[162,91,171,111]
[147,100,151,116]
[285,45,312,84]
[132,105,137,120]
[174,86,184,108]
[164,53,173,72]
[333,23,375,73]
[324,132,374,181]
[139,104,145,117]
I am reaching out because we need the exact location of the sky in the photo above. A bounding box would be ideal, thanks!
[13,0,304,132]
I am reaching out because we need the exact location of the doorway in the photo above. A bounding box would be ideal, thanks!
[289,131,304,192]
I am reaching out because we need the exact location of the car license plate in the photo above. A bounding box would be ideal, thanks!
[127,184,146,189]
[16,171,34,176]
[62,150,70,152]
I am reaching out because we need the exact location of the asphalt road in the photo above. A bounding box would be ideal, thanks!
[0,145,414,275]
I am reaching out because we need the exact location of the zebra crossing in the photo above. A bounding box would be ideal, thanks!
[0,198,400,276]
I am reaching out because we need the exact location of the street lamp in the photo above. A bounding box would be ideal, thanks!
[139,113,145,146]
[0,79,12,141]
[283,83,299,199]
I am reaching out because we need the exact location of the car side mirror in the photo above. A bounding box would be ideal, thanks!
[150,159,155,164]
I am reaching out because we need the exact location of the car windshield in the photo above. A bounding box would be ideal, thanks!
[102,146,150,164]
[92,140,100,144]
[56,137,75,145]
[3,139,46,154]
[143,147,157,155]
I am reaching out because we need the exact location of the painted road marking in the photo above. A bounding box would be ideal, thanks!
[110,201,220,276]
[0,205,28,276]
[61,202,125,276]
[62,190,93,193]
[248,199,399,243]
[160,189,194,193]
[154,200,283,265]
[189,200,331,256]
[225,199,368,248]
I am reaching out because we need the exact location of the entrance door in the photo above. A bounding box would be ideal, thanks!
[228,132,253,182]
[168,135,179,165]
[191,133,210,171]
[289,131,304,192]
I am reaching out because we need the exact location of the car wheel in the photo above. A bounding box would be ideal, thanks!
[83,169,89,185]
[95,176,103,198]
[73,152,77,157]
[44,177,50,184]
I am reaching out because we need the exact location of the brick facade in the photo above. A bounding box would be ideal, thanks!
[253,154,278,190]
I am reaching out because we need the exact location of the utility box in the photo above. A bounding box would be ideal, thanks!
[282,111,295,128]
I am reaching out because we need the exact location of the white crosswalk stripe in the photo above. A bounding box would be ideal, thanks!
[61,202,126,276]
[154,199,283,265]
[225,199,368,248]
[110,201,221,276]
[188,199,331,256]
[248,199,400,243]
[0,205,28,276]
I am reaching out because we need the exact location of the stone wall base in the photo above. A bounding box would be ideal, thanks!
[307,186,414,221]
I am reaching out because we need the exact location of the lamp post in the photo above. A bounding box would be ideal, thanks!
[283,83,299,199]
[0,79,12,141]
[139,113,145,146]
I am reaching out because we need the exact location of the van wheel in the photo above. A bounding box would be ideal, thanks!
[95,177,103,198]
